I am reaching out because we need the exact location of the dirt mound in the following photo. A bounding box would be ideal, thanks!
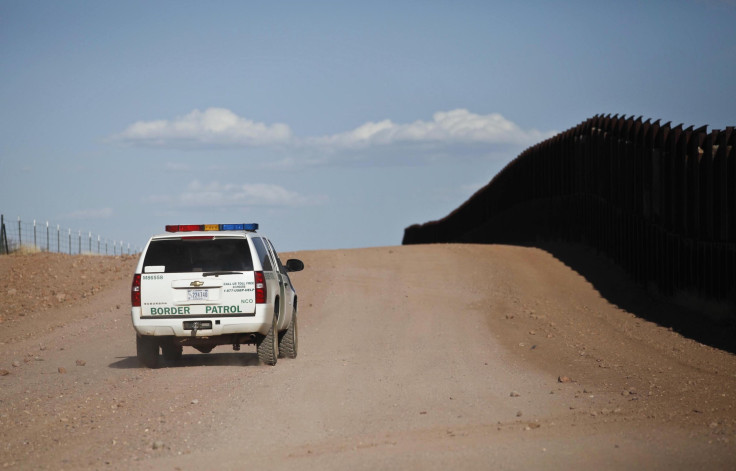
[0,252,138,342]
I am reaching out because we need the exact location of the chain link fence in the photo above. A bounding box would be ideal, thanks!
[0,214,141,255]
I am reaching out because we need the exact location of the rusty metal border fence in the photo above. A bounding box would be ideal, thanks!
[403,115,736,303]
[0,214,141,256]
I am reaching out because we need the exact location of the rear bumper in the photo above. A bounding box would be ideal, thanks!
[131,305,272,337]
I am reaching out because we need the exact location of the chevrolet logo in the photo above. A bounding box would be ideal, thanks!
[190,280,204,287]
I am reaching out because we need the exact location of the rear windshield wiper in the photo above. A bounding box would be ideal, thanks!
[202,271,243,277]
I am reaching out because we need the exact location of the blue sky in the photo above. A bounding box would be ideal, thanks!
[1,0,734,252]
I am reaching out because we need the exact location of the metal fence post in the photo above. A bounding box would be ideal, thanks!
[0,214,8,254]
[46,221,50,252]
[34,220,37,250]
[57,225,60,254]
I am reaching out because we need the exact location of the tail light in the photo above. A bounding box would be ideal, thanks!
[131,274,141,307]
[254,271,266,304]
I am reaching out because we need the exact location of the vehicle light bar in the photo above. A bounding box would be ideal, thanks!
[165,223,259,233]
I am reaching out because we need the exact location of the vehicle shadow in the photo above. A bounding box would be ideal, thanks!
[109,351,261,369]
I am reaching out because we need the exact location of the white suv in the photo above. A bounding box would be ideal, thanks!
[131,223,303,368]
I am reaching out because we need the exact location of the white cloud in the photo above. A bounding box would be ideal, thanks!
[111,108,554,161]
[61,208,113,220]
[113,108,292,147]
[146,180,326,208]
[307,109,553,149]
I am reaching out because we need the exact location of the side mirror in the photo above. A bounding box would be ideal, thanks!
[285,259,304,273]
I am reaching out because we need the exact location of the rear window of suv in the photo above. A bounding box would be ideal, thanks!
[142,238,254,273]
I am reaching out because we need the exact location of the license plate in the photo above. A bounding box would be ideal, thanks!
[187,289,209,301]
[183,321,212,330]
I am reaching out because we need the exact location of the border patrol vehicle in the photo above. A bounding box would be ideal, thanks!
[131,223,304,368]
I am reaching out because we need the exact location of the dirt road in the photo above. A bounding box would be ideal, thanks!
[1,244,735,470]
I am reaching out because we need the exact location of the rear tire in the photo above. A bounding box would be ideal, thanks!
[162,339,183,362]
[257,320,279,366]
[136,335,160,368]
[278,311,298,359]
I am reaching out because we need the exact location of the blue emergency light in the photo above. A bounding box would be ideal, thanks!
[221,223,258,231]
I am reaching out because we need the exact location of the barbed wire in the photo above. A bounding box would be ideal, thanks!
[0,214,141,255]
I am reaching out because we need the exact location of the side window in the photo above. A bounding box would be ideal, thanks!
[251,237,273,271]
[265,239,286,274]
